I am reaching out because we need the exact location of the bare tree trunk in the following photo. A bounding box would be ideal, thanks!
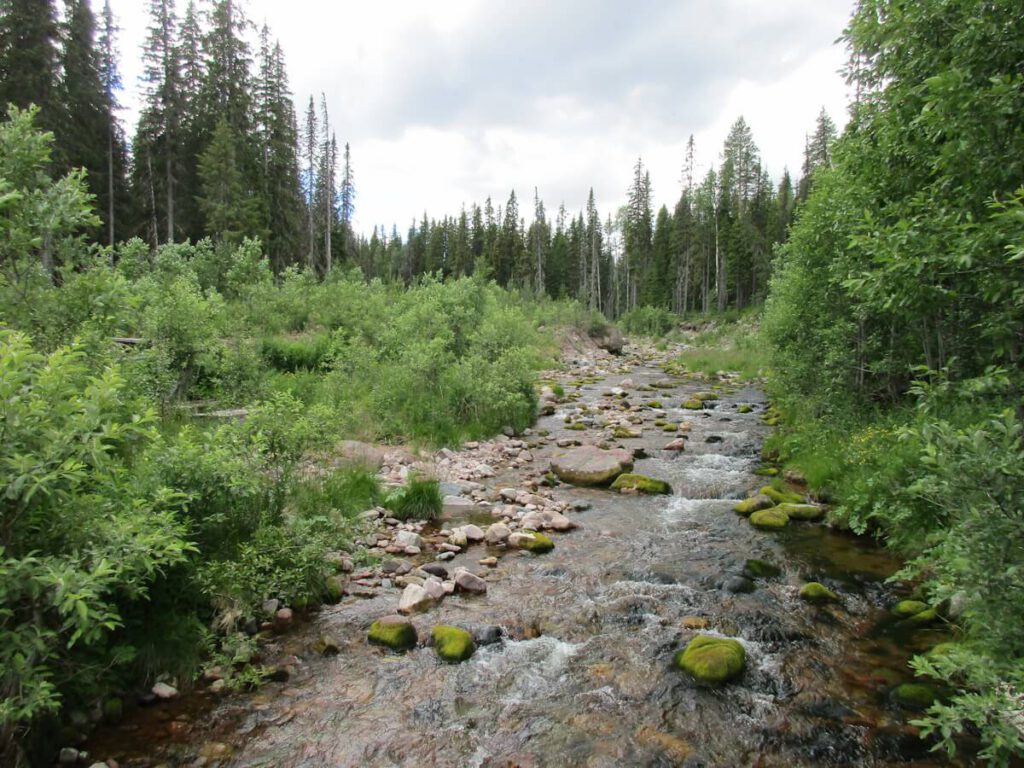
[107,122,115,245]
[146,151,158,249]
[165,154,174,243]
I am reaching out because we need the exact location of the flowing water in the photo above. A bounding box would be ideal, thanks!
[87,359,969,768]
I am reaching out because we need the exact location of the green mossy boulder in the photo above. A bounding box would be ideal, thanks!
[775,502,825,521]
[891,600,929,619]
[743,559,782,578]
[662,423,679,432]
[612,426,642,439]
[799,582,840,604]
[102,697,124,724]
[732,494,775,516]
[432,625,476,662]
[749,508,790,530]
[694,392,719,401]
[647,400,662,408]
[760,486,804,505]
[682,399,704,410]
[610,473,673,495]
[738,404,754,414]
[368,615,418,651]
[514,530,555,553]
[566,422,587,431]
[890,682,940,710]
[674,635,746,685]
[903,607,939,627]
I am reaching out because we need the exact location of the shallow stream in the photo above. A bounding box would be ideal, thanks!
[87,357,967,767]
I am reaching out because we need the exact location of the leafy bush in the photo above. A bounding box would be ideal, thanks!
[384,477,443,521]
[618,306,676,337]
[261,333,331,372]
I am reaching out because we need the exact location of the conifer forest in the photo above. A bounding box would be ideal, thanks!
[0,1,1022,766]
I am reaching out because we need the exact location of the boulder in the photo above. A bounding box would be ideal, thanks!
[393,530,422,549]
[743,559,781,579]
[592,326,624,354]
[550,445,633,486]
[462,524,486,543]
[397,584,435,614]
[799,582,840,604]
[453,567,487,594]
[760,485,804,505]
[749,508,790,530]
[612,426,642,439]
[432,625,476,662]
[484,522,512,544]
[336,440,387,470]
[891,599,929,618]
[368,615,417,651]
[682,399,704,410]
[674,635,746,685]
[775,502,825,521]
[610,473,672,495]
[663,438,686,452]
[509,530,555,553]
[420,563,449,579]
[732,494,774,516]
[442,495,475,516]
[890,682,941,710]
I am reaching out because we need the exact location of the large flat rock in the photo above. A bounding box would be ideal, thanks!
[549,445,633,486]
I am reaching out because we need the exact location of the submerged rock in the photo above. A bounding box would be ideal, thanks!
[750,508,790,530]
[368,615,417,651]
[724,575,756,594]
[550,445,633,486]
[799,582,840,604]
[682,398,704,410]
[890,682,940,710]
[743,559,782,578]
[675,635,746,685]
[452,567,488,594]
[732,494,774,516]
[433,625,476,662]
[610,473,672,495]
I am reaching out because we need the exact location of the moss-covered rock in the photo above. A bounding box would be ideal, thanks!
[432,625,476,662]
[759,485,805,505]
[674,635,746,685]
[682,399,704,410]
[743,559,782,578]
[550,445,633,486]
[102,697,124,724]
[753,466,779,477]
[738,404,754,414]
[775,502,825,521]
[368,615,417,651]
[510,530,555,553]
[612,426,642,439]
[647,400,662,408]
[903,606,939,626]
[891,600,929,618]
[566,422,587,431]
[890,682,940,710]
[610,473,672,495]
[662,423,679,432]
[799,582,840,604]
[694,392,719,401]
[732,494,774,516]
[749,508,790,530]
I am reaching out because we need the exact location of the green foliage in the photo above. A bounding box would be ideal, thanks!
[0,332,192,756]
[289,466,381,520]
[262,333,331,372]
[384,477,442,521]
[618,306,675,337]
[672,311,767,380]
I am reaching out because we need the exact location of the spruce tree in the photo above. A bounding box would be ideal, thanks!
[0,0,60,131]
[198,117,262,244]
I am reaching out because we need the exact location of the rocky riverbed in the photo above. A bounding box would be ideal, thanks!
[84,340,967,768]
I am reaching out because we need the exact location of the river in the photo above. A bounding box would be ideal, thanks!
[86,346,967,767]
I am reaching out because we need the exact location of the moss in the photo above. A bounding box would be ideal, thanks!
[759,485,804,505]
[753,466,779,477]
[368,616,417,651]
[799,582,840,604]
[647,400,662,409]
[674,635,745,685]
[612,426,642,439]
[890,682,940,710]
[662,423,679,432]
[903,607,939,626]
[432,625,476,662]
[732,494,774,516]
[694,392,719,401]
[891,600,929,618]
[566,422,587,431]
[682,399,704,410]
[749,508,790,530]
[775,502,825,521]
[738,404,754,414]
[762,416,780,426]
[519,530,555,553]
[610,473,672,495]
[102,697,124,724]
[743,559,781,578]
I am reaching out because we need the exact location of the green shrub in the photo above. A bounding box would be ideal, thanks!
[618,306,676,337]
[261,333,331,372]
[290,466,381,520]
[384,477,442,521]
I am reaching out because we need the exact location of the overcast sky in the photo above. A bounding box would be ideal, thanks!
[107,0,853,236]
